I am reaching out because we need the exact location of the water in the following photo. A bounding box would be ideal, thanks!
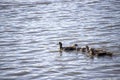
[0,0,120,80]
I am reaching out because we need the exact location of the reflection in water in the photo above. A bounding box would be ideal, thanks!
[0,0,120,80]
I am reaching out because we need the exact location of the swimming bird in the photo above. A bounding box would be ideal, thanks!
[80,45,90,52]
[58,42,78,51]
[86,45,90,52]
[89,48,112,57]
[76,47,81,51]
[76,45,89,53]
[80,47,87,52]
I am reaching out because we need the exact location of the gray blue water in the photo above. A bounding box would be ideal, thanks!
[0,0,120,80]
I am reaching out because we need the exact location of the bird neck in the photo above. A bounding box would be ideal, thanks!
[86,46,89,52]
[59,43,63,50]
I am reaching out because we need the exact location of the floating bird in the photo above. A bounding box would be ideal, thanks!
[58,42,78,51]
[88,48,112,57]
[76,45,89,53]
[80,47,87,52]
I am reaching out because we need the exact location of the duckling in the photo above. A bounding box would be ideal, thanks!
[76,47,81,51]
[86,45,90,52]
[76,45,89,53]
[89,48,95,56]
[80,47,87,52]
[79,45,90,52]
[89,48,112,57]
[58,42,78,51]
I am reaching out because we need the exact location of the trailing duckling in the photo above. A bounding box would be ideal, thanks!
[88,48,112,57]
[76,45,89,53]
[76,47,86,52]
[58,42,78,51]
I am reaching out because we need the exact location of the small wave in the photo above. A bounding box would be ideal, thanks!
[7,70,30,76]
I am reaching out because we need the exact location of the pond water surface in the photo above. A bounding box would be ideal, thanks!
[0,0,120,80]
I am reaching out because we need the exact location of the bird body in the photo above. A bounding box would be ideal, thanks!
[59,42,78,51]
[89,48,112,57]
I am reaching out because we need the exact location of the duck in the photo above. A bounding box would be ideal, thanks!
[86,45,90,52]
[89,48,112,57]
[85,46,104,53]
[89,48,95,56]
[76,45,89,52]
[58,42,78,51]
[76,47,81,51]
[80,47,87,52]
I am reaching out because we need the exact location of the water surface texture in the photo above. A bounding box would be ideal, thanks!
[0,0,120,80]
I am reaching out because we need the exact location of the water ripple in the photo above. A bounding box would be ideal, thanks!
[0,0,120,80]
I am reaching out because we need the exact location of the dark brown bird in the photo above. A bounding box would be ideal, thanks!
[58,42,78,51]
[89,48,112,57]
